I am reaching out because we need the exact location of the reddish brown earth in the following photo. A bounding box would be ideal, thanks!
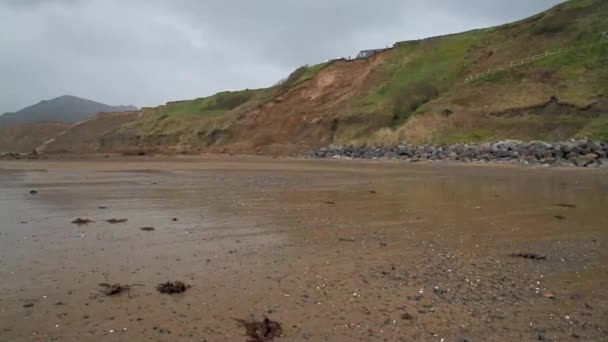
[0,156,606,341]
[218,56,389,155]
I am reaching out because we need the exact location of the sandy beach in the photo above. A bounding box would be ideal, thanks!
[0,156,606,341]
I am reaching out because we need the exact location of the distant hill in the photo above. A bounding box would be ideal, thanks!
[0,95,137,127]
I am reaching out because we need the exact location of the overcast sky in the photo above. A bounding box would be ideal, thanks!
[0,0,564,113]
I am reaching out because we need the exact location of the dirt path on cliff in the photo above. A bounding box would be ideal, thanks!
[0,157,606,341]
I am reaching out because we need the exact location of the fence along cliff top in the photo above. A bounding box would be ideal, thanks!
[465,35,608,84]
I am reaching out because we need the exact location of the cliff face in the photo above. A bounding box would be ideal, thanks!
[0,122,71,153]
[219,55,390,154]
[38,111,142,154]
[36,0,608,155]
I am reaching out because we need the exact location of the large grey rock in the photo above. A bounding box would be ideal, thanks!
[575,157,594,167]
[385,151,397,159]
[566,151,579,160]
[561,141,579,153]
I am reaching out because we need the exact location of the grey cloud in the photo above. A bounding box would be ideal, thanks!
[2,0,79,8]
[0,0,564,113]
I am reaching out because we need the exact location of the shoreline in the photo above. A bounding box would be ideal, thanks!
[1,152,606,175]
[4,139,608,169]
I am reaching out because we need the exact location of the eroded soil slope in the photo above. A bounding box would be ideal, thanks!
[220,56,388,155]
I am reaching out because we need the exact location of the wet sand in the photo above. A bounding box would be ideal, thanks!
[0,156,607,341]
